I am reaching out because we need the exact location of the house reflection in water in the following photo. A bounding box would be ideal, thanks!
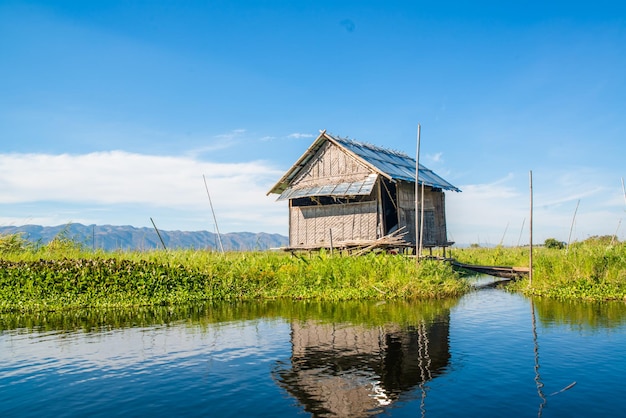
[273,314,450,417]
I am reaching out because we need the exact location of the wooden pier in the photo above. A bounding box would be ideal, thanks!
[450,261,529,279]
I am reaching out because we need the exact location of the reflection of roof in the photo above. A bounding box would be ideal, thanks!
[267,131,460,197]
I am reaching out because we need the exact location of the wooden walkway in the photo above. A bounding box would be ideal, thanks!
[450,261,529,279]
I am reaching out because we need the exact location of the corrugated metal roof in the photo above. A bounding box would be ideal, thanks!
[267,131,460,196]
[331,136,461,192]
[276,173,377,201]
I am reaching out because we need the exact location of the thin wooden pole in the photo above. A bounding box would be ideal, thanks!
[499,222,509,247]
[419,181,425,257]
[611,219,621,245]
[329,228,334,256]
[415,124,421,262]
[529,171,533,286]
[150,217,167,250]
[203,174,224,253]
[566,199,580,252]
[517,218,526,247]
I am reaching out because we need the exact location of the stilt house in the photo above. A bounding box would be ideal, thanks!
[267,131,460,250]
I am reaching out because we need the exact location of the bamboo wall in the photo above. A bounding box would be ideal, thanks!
[290,201,378,247]
[397,182,448,247]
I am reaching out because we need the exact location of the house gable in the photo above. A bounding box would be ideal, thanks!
[290,140,374,190]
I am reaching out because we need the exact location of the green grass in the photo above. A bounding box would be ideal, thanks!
[5,230,624,311]
[0,233,468,312]
[450,239,626,302]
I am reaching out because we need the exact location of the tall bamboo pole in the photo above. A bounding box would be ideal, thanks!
[419,181,425,257]
[415,124,421,262]
[203,174,224,253]
[566,199,580,252]
[150,217,167,250]
[529,170,533,286]
[517,218,526,247]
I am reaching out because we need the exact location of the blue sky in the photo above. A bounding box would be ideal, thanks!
[1,0,625,245]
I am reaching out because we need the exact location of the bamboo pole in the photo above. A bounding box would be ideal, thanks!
[419,181,425,256]
[150,217,167,250]
[203,174,224,253]
[329,228,334,256]
[415,124,421,262]
[517,218,526,247]
[611,219,621,245]
[499,222,509,247]
[566,199,580,252]
[529,170,533,286]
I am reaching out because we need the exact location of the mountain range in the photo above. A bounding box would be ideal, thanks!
[0,223,288,251]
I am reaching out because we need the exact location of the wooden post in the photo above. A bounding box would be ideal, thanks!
[529,171,533,286]
[567,199,580,252]
[419,181,425,257]
[203,174,224,253]
[150,217,167,250]
[329,228,334,256]
[415,124,421,262]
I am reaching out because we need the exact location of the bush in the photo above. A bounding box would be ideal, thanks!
[544,238,565,249]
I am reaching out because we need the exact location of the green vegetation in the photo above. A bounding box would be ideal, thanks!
[0,232,467,313]
[450,236,626,302]
[4,228,624,313]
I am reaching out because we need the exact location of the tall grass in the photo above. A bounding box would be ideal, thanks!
[452,240,626,301]
[0,233,468,313]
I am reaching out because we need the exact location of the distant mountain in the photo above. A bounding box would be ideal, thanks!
[0,223,288,251]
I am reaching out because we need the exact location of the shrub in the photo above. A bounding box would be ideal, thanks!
[544,238,565,249]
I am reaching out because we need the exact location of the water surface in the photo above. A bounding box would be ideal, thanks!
[1,287,625,417]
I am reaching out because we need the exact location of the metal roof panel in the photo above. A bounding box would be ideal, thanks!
[276,174,377,201]
[332,136,460,191]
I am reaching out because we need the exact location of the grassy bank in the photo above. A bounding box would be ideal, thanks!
[450,237,626,301]
[0,233,467,312]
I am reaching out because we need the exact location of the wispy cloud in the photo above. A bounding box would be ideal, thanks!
[287,133,315,139]
[447,170,626,245]
[185,129,247,157]
[427,152,443,164]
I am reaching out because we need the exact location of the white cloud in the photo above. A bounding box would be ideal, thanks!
[0,151,288,233]
[447,170,626,246]
[3,152,623,241]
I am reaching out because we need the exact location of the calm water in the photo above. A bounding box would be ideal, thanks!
[2,281,626,417]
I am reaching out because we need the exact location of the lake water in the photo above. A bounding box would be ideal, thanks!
[1,278,626,417]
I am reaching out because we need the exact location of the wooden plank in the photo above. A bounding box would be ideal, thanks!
[451,261,529,279]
